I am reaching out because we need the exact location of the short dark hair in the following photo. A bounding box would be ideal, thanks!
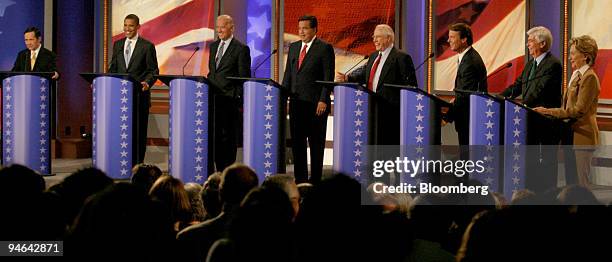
[24,27,42,38]
[298,15,318,30]
[124,14,140,25]
[220,163,259,205]
[449,23,473,46]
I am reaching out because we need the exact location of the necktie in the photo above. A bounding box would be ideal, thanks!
[125,40,132,67]
[216,41,225,68]
[30,52,37,71]
[528,61,537,80]
[298,44,308,69]
[368,53,382,91]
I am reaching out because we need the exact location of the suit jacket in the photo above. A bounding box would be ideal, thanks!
[12,47,57,73]
[208,38,251,97]
[282,38,335,104]
[547,68,600,145]
[501,52,562,108]
[447,47,488,127]
[348,47,418,106]
[108,36,159,87]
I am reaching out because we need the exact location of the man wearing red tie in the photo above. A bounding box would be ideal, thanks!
[282,15,335,184]
[337,24,418,145]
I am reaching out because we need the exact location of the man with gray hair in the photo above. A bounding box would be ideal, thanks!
[336,24,418,145]
[262,174,300,219]
[501,26,562,192]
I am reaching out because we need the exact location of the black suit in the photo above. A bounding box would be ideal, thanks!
[501,52,563,192]
[348,47,418,145]
[282,38,334,183]
[447,47,488,145]
[207,38,251,172]
[108,36,159,164]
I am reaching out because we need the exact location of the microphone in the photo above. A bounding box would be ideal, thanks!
[476,62,513,91]
[343,55,369,75]
[182,46,200,76]
[252,49,278,77]
[406,52,434,85]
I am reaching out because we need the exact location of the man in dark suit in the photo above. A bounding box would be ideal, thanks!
[337,24,418,145]
[444,23,488,146]
[108,14,159,165]
[12,27,59,79]
[283,15,335,184]
[207,15,251,173]
[501,26,562,191]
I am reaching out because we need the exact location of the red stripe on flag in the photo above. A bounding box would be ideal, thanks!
[436,0,473,16]
[593,49,612,99]
[486,56,525,93]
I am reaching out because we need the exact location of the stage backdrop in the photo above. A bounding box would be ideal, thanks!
[434,0,526,93]
[572,0,612,100]
[0,0,45,70]
[111,0,215,76]
[283,0,396,76]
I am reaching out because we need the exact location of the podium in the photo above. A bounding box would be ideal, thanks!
[1,72,54,174]
[81,73,140,178]
[158,75,210,182]
[228,77,284,182]
[502,98,531,199]
[467,92,504,191]
[318,81,371,182]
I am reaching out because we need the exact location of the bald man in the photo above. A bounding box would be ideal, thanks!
[208,15,251,173]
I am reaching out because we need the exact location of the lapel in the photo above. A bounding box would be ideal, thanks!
[297,38,318,73]
[216,39,236,71]
[25,50,32,72]
[523,53,549,96]
[376,47,396,91]
[455,48,471,86]
[127,38,143,70]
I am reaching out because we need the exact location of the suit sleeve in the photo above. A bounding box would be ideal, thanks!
[501,69,526,98]
[144,42,159,87]
[522,62,562,105]
[319,43,335,103]
[282,45,293,91]
[108,42,119,73]
[457,63,480,91]
[403,53,418,87]
[347,64,367,84]
[11,51,23,72]
[238,44,251,78]
[547,74,599,120]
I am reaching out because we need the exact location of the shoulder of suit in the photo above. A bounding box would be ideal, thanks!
[138,37,155,46]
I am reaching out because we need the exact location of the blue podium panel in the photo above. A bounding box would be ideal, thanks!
[92,77,133,178]
[2,75,50,174]
[503,101,527,200]
[243,81,280,182]
[169,79,209,182]
[400,89,436,184]
[332,85,369,183]
[469,95,502,191]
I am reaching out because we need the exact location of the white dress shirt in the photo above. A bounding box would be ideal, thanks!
[372,44,393,92]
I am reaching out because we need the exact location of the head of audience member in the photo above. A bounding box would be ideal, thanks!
[228,186,294,261]
[448,22,473,52]
[372,24,394,52]
[201,172,223,220]
[216,14,234,41]
[68,183,169,260]
[557,185,600,207]
[409,194,453,243]
[526,26,553,59]
[262,174,300,219]
[123,14,140,39]
[50,167,113,227]
[367,182,401,214]
[491,192,508,209]
[298,15,317,43]
[131,163,163,194]
[184,183,205,224]
[23,27,42,51]
[0,164,45,197]
[219,163,259,209]
[570,35,598,69]
[511,189,536,205]
[149,175,191,231]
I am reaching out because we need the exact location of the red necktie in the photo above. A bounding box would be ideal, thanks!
[298,44,308,69]
[368,53,382,91]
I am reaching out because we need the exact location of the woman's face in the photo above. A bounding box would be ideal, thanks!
[569,44,587,70]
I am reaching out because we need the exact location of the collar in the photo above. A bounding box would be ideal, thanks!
[534,52,547,66]
[31,44,42,56]
[127,33,139,42]
[379,44,393,57]
[302,35,316,45]
[575,64,590,76]
[458,46,471,64]
[220,35,233,46]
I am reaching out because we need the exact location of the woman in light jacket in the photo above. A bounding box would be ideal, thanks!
[535,35,600,187]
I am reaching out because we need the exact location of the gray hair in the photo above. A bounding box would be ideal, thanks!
[375,24,395,42]
[262,174,296,195]
[527,26,553,52]
[217,14,234,27]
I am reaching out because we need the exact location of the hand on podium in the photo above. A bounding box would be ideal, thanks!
[533,106,550,115]
[335,72,348,82]
[52,71,59,80]
[141,81,150,91]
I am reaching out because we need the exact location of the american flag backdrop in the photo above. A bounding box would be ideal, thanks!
[435,0,526,93]
[2,75,51,174]
[469,94,502,191]
[503,100,526,200]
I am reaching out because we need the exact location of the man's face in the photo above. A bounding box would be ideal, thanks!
[216,18,234,41]
[298,20,316,43]
[372,29,392,51]
[527,34,545,58]
[448,30,467,52]
[123,18,140,39]
[24,32,41,51]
